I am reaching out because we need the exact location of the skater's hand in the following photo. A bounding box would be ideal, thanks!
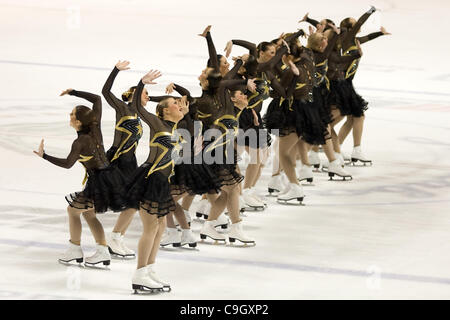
[299,12,309,23]
[179,95,189,114]
[165,83,176,94]
[60,88,73,96]
[198,25,211,38]
[224,40,233,58]
[380,26,391,35]
[115,60,130,71]
[194,135,203,156]
[288,60,300,76]
[247,78,256,93]
[33,139,44,158]
[142,70,162,85]
[308,25,315,36]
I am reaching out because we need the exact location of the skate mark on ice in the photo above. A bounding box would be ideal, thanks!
[2,236,450,287]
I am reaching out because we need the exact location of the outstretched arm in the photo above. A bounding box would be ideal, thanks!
[348,6,377,40]
[62,89,102,123]
[35,138,83,169]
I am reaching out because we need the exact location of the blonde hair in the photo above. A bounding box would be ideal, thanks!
[307,33,324,51]
[155,98,171,119]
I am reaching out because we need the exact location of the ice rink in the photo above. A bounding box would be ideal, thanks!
[1,0,449,299]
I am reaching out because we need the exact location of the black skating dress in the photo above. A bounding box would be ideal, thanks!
[328,10,375,117]
[311,31,340,132]
[125,80,181,217]
[195,75,249,186]
[43,90,128,213]
[102,67,143,178]
[147,83,222,196]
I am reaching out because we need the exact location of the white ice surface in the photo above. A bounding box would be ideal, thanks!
[0,0,449,300]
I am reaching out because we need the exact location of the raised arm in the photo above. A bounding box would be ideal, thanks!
[102,61,130,114]
[347,6,377,40]
[217,78,247,109]
[323,30,340,58]
[258,45,289,73]
[66,89,102,123]
[299,13,321,28]
[224,58,243,80]
[42,139,83,169]
[206,32,219,71]
[231,39,258,58]
[132,70,163,129]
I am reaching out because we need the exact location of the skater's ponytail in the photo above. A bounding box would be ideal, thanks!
[122,86,137,103]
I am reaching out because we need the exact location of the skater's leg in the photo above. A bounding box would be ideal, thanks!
[112,208,136,235]
[323,126,337,161]
[207,190,228,221]
[205,192,219,203]
[166,212,176,228]
[224,185,241,224]
[330,107,344,153]
[67,205,83,245]
[137,209,159,269]
[147,216,166,265]
[297,139,311,166]
[338,116,353,145]
[271,137,282,177]
[181,194,195,211]
[82,209,107,246]
[244,146,261,189]
[173,203,189,229]
[352,115,365,147]
[279,133,300,184]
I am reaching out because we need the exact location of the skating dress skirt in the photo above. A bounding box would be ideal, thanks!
[313,81,333,127]
[170,145,223,196]
[106,146,138,179]
[263,97,297,137]
[238,107,272,149]
[65,165,128,214]
[329,78,368,117]
[293,95,329,146]
[126,163,176,218]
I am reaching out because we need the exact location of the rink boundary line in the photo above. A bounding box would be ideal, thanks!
[1,237,450,287]
[1,59,450,98]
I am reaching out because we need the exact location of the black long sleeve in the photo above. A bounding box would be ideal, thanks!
[43,139,82,169]
[206,31,220,72]
[132,80,162,130]
[306,16,320,27]
[357,31,383,44]
[231,39,258,58]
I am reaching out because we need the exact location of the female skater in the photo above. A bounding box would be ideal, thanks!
[34,88,128,267]
[127,69,184,293]
[327,6,377,165]
[304,25,353,180]
[196,26,258,244]
[102,61,142,259]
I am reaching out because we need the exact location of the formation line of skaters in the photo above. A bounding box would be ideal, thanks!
[33,6,389,294]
